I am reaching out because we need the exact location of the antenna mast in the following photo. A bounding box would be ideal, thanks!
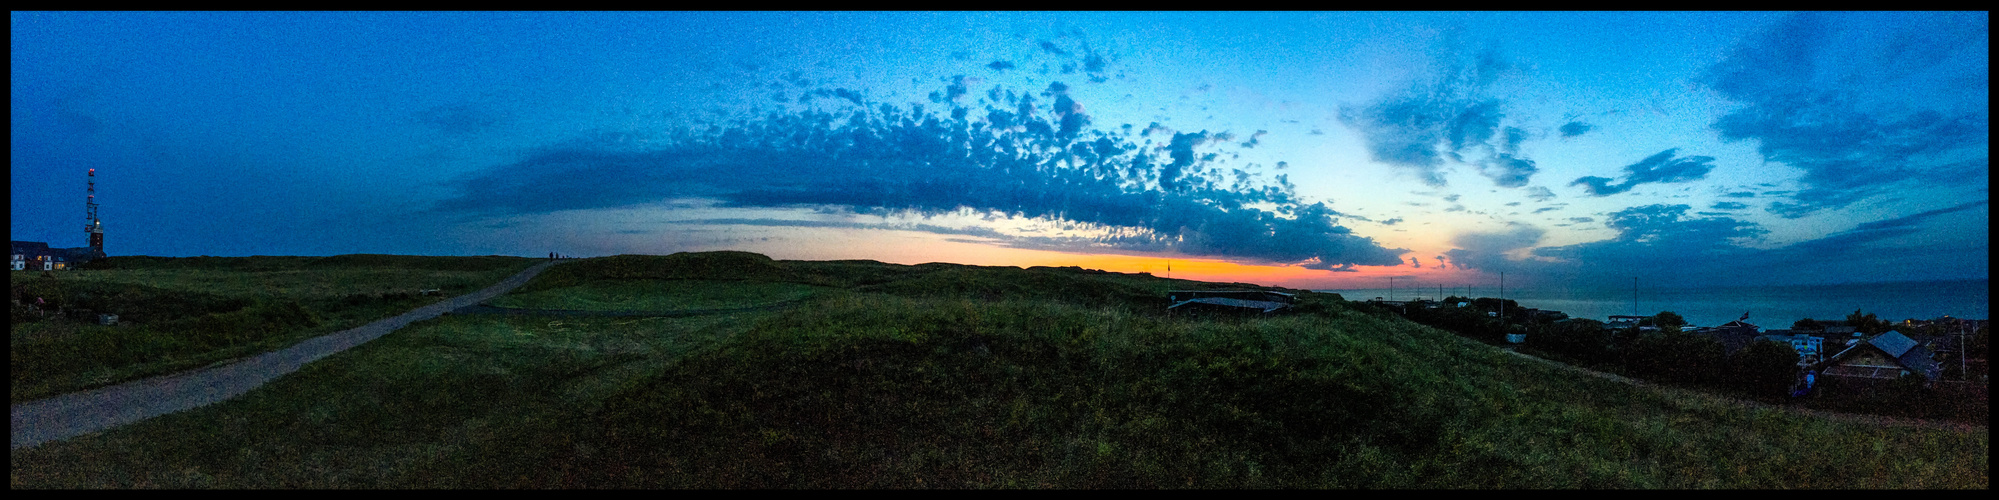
[86,168,103,256]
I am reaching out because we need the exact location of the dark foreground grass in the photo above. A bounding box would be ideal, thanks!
[575,294,1987,488]
[488,279,825,311]
[9,255,536,402]
[11,253,1988,488]
[14,291,1984,488]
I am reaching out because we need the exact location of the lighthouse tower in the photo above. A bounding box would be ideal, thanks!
[86,168,104,258]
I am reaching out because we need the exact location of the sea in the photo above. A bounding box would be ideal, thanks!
[1317,279,1990,328]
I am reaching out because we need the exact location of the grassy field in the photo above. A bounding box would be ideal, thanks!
[488,279,824,311]
[9,255,537,402]
[10,252,1988,488]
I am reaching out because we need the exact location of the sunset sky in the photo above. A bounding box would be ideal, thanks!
[11,11,1989,290]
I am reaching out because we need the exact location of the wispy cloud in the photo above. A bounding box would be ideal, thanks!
[1701,12,1989,218]
[1338,45,1541,189]
[1570,148,1716,196]
[1559,121,1592,137]
[1449,200,1988,286]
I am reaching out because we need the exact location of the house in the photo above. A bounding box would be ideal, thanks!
[1169,289,1293,315]
[1606,315,1647,329]
[11,241,100,271]
[1816,330,1943,383]
[12,241,54,271]
[1759,332,1825,367]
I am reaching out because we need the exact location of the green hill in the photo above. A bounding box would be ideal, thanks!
[9,251,1986,488]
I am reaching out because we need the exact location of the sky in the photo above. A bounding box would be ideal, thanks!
[11,11,1989,291]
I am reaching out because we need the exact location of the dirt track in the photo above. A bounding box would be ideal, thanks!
[10,260,562,450]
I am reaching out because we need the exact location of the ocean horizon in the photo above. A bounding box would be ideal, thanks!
[1317,279,1990,328]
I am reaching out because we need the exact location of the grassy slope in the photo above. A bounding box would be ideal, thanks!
[11,252,1988,488]
[9,255,536,402]
[488,280,824,311]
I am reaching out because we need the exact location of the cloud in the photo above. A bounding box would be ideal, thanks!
[1038,40,1069,57]
[1723,191,1756,198]
[1559,121,1593,137]
[1479,154,1538,188]
[987,60,1016,71]
[1701,12,1990,218]
[1338,46,1538,188]
[435,79,1409,270]
[1241,130,1267,149]
[1441,222,1545,273]
[1710,201,1749,210]
[1443,199,1986,287]
[1771,199,1988,256]
[1570,148,1716,196]
[1524,186,1556,202]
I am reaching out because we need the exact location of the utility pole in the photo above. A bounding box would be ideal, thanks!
[1388,276,1394,302]
[1632,277,1639,316]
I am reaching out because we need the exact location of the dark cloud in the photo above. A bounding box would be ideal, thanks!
[1710,201,1748,210]
[1479,154,1538,188]
[1446,198,1986,287]
[1723,191,1756,198]
[1559,121,1593,137]
[987,60,1016,71]
[1241,130,1267,149]
[1441,222,1545,274]
[1702,12,1990,218]
[1338,46,1537,188]
[1772,200,1988,257]
[1570,148,1716,196]
[436,79,1408,270]
[1038,40,1069,57]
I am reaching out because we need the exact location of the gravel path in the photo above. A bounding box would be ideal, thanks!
[10,260,563,450]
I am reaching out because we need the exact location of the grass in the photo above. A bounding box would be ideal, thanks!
[10,252,1989,488]
[9,255,537,402]
[488,279,825,311]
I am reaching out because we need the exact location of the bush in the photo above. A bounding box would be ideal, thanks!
[1727,338,1800,399]
[1528,319,1612,364]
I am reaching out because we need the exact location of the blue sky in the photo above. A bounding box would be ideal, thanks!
[11,11,1988,289]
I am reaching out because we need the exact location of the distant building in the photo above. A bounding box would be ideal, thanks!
[1606,315,1646,329]
[1760,332,1826,367]
[10,241,100,271]
[1816,330,1943,383]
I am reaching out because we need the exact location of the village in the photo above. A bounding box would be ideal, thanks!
[1166,288,1987,423]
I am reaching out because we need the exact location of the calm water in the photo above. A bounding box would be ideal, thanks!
[1319,279,1989,328]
